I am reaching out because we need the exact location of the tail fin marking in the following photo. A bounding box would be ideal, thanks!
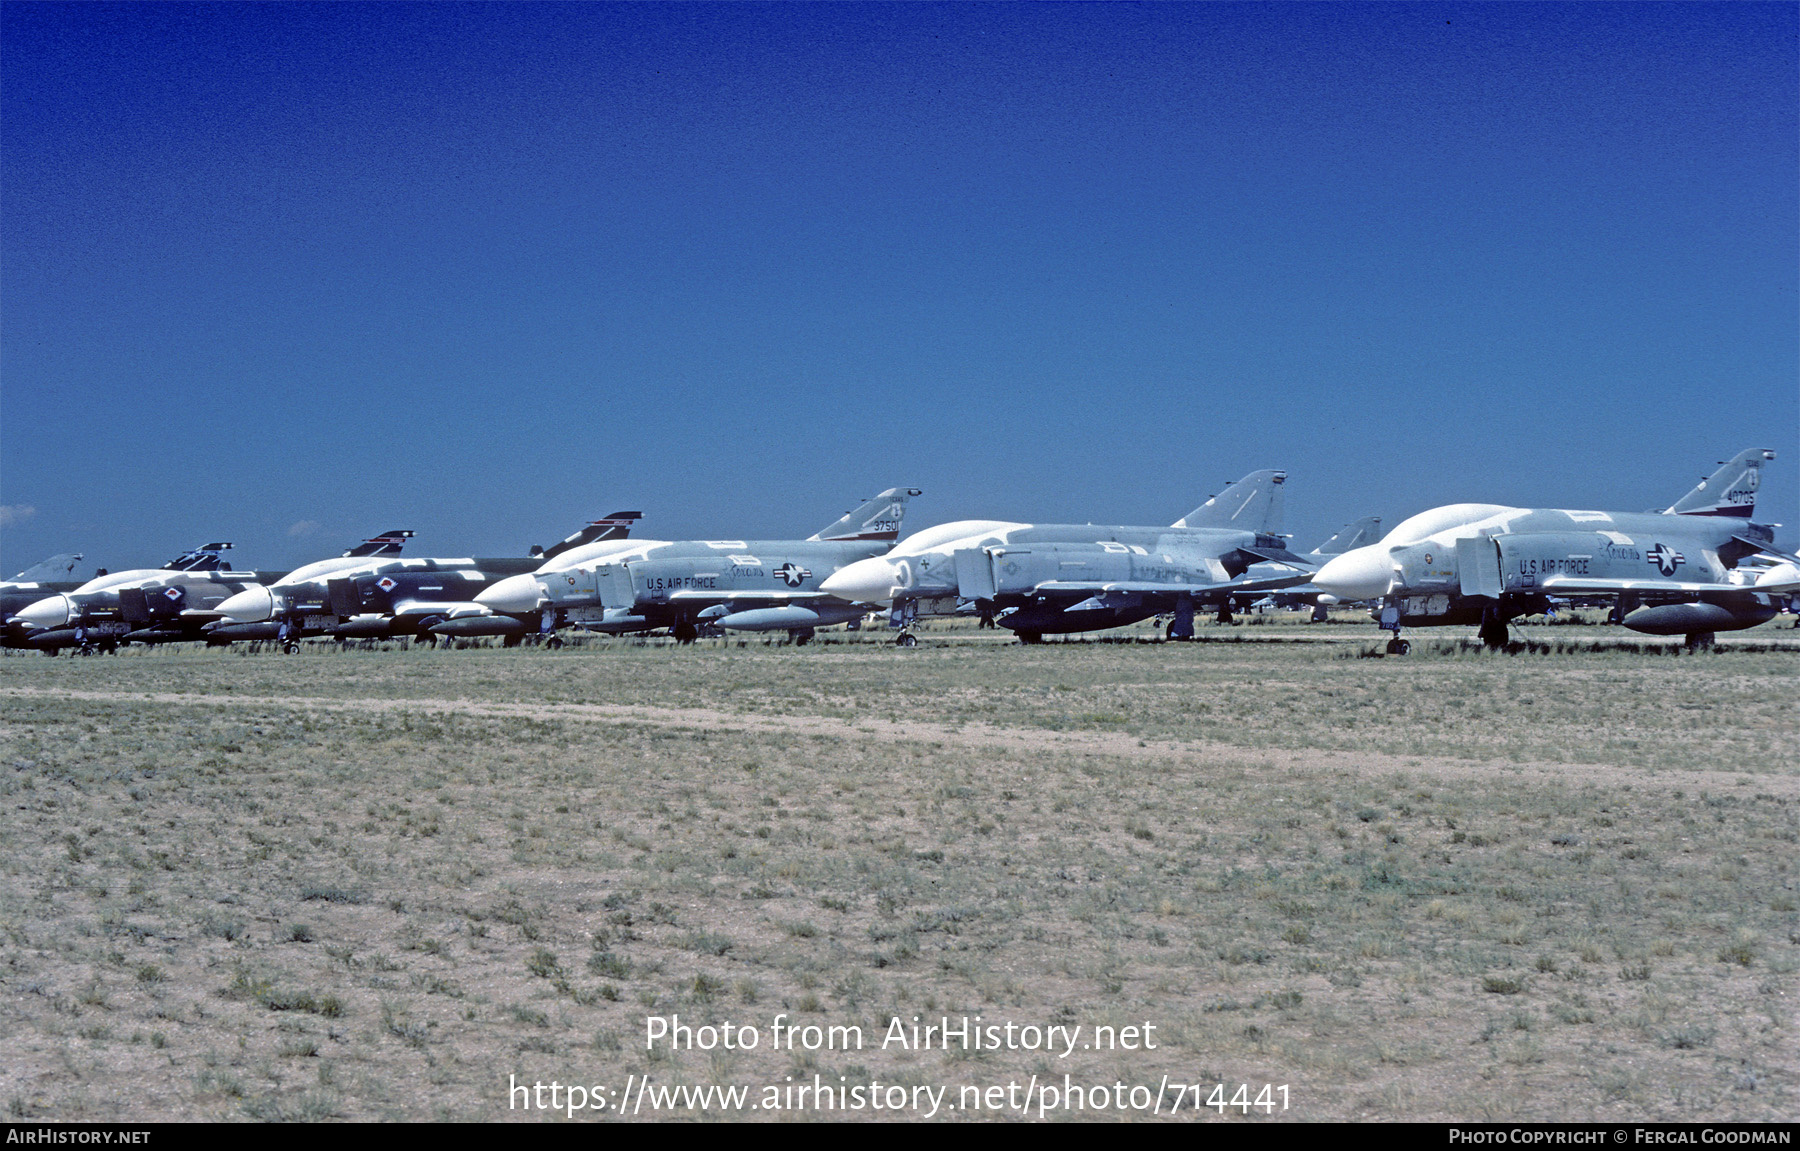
[1665,449,1774,518]
[809,488,922,542]
[1173,470,1287,534]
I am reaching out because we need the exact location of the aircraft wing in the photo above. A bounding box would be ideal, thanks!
[665,590,837,602]
[1537,575,1800,595]
[1033,572,1316,597]
[394,600,488,617]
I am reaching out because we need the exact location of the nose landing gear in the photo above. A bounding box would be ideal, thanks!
[1378,601,1409,655]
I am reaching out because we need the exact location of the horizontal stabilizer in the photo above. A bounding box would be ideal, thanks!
[1237,545,1315,568]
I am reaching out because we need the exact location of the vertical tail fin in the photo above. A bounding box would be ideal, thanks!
[809,488,922,542]
[1173,470,1286,533]
[1665,449,1774,518]
[343,530,415,558]
[538,512,643,560]
[1312,515,1382,556]
[163,543,233,571]
[6,553,83,583]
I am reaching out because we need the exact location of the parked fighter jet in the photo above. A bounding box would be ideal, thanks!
[465,490,921,644]
[210,517,639,651]
[8,544,284,654]
[1312,448,1798,652]
[204,530,416,646]
[2,554,90,648]
[817,471,1312,644]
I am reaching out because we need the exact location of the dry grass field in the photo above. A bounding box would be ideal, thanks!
[1,615,1796,1122]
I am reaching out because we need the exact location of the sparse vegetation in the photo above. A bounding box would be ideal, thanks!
[0,622,1794,1120]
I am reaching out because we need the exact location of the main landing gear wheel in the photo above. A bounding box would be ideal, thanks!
[1478,620,1510,648]
[789,629,814,646]
[283,641,301,655]
[895,633,918,648]
[1017,631,1043,645]
[1385,637,1410,655]
[502,634,523,648]
[545,636,564,650]
[672,621,698,644]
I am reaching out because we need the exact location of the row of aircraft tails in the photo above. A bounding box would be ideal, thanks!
[4,449,1795,656]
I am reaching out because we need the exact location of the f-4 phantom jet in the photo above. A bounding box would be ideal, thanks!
[467,490,921,644]
[817,471,1313,644]
[205,530,416,647]
[210,516,639,650]
[1313,448,1798,652]
[9,544,284,654]
[2,554,90,648]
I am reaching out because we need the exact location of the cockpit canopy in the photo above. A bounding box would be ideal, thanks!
[891,520,1024,557]
[1379,504,1518,548]
[72,569,169,595]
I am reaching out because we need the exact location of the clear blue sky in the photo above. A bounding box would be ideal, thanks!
[3,2,1795,575]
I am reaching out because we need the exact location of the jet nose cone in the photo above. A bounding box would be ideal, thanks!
[819,558,901,604]
[14,594,72,630]
[1315,547,1397,602]
[475,574,545,614]
[216,585,275,623]
[1756,562,1800,590]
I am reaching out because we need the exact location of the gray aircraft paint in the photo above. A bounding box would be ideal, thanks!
[1,554,89,645]
[1313,448,1797,649]
[8,544,288,652]
[206,522,639,647]
[818,471,1315,641]
[1248,516,1384,619]
[468,489,921,642]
